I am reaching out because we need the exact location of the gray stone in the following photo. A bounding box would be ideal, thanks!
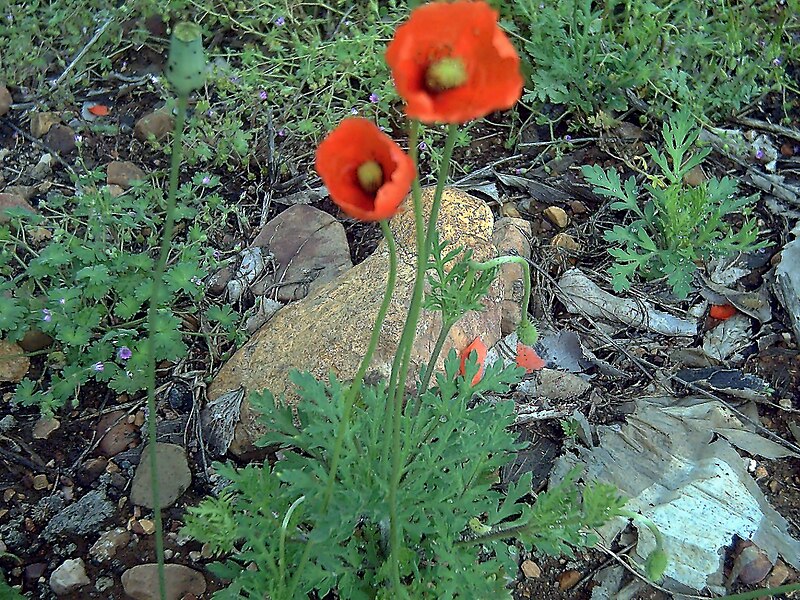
[43,490,114,540]
[49,558,90,595]
[130,443,191,509]
[121,563,206,600]
[249,205,353,301]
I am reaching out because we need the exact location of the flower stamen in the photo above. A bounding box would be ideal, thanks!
[425,56,468,92]
[357,160,384,194]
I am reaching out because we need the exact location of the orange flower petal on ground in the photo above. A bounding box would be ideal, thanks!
[315,118,415,221]
[516,342,545,373]
[88,104,110,116]
[709,304,737,320]
[459,337,488,386]
[385,0,523,124]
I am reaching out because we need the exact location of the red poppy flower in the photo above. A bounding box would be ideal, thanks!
[516,342,545,373]
[385,1,523,124]
[315,118,415,221]
[709,304,737,320]
[459,337,488,385]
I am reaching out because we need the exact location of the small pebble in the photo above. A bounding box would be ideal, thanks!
[543,206,569,228]
[521,559,541,579]
[33,474,49,490]
[558,569,581,590]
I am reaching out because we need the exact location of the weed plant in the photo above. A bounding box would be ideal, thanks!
[582,110,768,298]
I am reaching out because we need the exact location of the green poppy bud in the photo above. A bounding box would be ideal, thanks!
[165,22,206,96]
[516,318,539,346]
[644,549,668,581]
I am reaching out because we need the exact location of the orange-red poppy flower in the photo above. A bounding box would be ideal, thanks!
[385,1,523,124]
[709,304,737,320]
[315,118,415,221]
[516,342,545,373]
[459,337,488,385]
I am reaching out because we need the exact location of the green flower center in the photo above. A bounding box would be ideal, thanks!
[425,57,468,92]
[357,160,383,194]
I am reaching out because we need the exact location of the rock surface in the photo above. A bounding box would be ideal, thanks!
[0,85,11,116]
[492,217,532,334]
[107,160,146,189]
[543,205,569,228]
[45,124,76,155]
[90,527,131,562]
[30,112,61,138]
[130,443,191,508]
[49,558,90,595]
[0,340,29,382]
[208,187,510,455]
[121,563,206,600]
[43,490,114,540]
[0,193,36,223]
[249,204,353,301]
[96,409,138,457]
[134,109,174,142]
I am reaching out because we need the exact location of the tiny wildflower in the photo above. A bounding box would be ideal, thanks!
[369,92,379,104]
[92,362,105,372]
[564,134,572,142]
[755,149,764,160]
[58,298,66,305]
[259,90,267,101]
[41,309,52,322]
[190,276,203,286]
[213,249,221,260]
[773,57,782,67]
[278,128,286,137]
[118,346,133,360]
[350,108,358,115]
[202,176,211,185]
[275,16,285,26]
[418,141,427,151]
[74,134,83,144]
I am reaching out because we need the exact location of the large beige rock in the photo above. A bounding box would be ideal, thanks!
[492,217,532,334]
[208,188,511,455]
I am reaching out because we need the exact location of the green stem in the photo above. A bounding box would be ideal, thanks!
[416,317,456,396]
[467,256,531,325]
[287,221,397,600]
[716,584,800,599]
[321,220,397,512]
[144,92,188,600]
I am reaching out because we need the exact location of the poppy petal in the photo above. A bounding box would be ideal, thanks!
[709,304,737,320]
[88,104,110,116]
[459,337,488,385]
[516,342,545,373]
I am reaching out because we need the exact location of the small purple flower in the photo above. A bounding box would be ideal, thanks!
[755,149,765,160]
[229,76,241,84]
[58,298,65,305]
[278,128,286,137]
[369,93,379,104]
[275,16,285,26]
[773,57,782,67]
[74,134,83,144]
[118,346,132,361]
[202,176,211,185]
[92,362,104,372]
[564,134,572,142]
[41,309,52,322]
[350,107,358,115]
[213,249,221,260]
[258,90,267,101]
[418,141,427,151]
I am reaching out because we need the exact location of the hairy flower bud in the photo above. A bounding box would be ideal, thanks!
[516,318,538,346]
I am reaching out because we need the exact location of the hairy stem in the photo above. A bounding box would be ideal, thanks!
[145,92,188,600]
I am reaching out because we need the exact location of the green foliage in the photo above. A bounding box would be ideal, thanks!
[424,230,499,324]
[0,172,239,413]
[582,110,767,298]
[184,352,626,598]
[509,0,794,122]
[0,0,147,91]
